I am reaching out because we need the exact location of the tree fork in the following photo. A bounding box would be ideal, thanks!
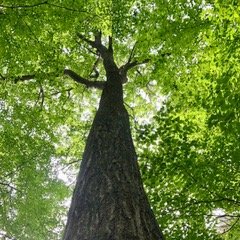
[63,33,164,240]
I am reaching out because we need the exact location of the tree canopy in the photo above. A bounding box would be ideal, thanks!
[0,0,239,239]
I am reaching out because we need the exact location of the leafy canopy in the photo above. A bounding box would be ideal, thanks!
[0,0,239,239]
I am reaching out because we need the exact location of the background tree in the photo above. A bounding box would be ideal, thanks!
[0,0,239,239]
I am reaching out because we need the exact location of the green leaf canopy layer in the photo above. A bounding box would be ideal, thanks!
[0,0,239,239]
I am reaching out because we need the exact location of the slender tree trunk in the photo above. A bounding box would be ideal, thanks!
[63,34,164,240]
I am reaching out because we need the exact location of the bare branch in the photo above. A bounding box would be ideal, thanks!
[64,69,105,89]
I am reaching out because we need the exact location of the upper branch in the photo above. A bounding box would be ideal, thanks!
[119,59,150,84]
[64,69,105,89]
[123,59,150,72]
[77,31,107,55]
[108,36,113,53]
[77,32,117,73]
[127,42,138,64]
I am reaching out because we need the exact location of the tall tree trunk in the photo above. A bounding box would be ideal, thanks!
[63,34,164,240]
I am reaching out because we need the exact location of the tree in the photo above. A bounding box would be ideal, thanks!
[62,32,164,239]
[0,0,239,239]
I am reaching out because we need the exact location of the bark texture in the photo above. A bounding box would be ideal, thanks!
[63,35,164,240]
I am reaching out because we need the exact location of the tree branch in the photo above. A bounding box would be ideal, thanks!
[89,55,101,79]
[35,83,45,108]
[127,41,138,64]
[14,74,35,83]
[221,217,240,235]
[108,36,113,53]
[64,69,105,89]
[0,181,18,191]
[124,59,150,71]
[0,1,89,13]
[77,33,96,48]
[0,1,48,9]
[77,32,113,64]
[77,31,106,52]
[119,59,150,83]
[0,73,36,82]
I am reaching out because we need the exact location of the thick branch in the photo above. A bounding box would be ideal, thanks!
[64,69,105,89]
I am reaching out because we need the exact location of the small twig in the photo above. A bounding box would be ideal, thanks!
[221,217,240,235]
[0,1,89,14]
[68,159,81,165]
[51,87,74,96]
[127,41,138,64]
[0,181,18,191]
[126,59,150,70]
[0,1,48,9]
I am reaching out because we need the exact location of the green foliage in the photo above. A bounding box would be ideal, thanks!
[0,0,239,239]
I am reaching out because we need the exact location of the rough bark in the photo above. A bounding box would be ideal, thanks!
[63,35,164,240]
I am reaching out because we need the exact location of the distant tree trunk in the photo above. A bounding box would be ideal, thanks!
[63,33,164,240]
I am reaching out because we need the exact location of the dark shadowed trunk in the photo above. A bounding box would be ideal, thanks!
[63,33,164,240]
